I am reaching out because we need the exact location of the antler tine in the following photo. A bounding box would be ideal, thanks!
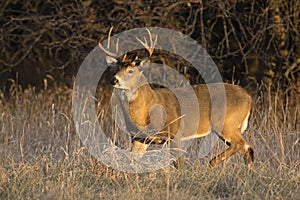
[146,28,157,53]
[98,41,118,58]
[107,27,113,49]
[136,28,157,57]
[98,27,119,58]
[115,38,119,53]
[121,53,127,62]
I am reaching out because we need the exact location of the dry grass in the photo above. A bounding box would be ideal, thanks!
[0,83,299,199]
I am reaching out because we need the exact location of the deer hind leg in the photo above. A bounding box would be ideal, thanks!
[209,145,237,167]
[209,133,254,167]
[234,134,254,166]
[241,143,254,165]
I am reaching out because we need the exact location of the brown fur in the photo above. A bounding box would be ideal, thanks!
[117,71,254,167]
[100,28,254,168]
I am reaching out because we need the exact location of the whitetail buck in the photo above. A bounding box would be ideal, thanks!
[98,28,254,168]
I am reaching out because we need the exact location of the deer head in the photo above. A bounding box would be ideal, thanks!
[98,28,157,90]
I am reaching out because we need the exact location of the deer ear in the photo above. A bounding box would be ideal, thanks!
[138,58,150,68]
[106,56,118,66]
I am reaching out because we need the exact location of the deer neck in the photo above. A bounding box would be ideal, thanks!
[122,72,152,102]
[127,84,154,127]
[127,83,153,103]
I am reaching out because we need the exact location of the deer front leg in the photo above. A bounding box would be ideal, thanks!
[169,136,183,169]
[131,140,149,155]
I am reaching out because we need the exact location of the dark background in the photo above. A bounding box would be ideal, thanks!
[0,0,299,94]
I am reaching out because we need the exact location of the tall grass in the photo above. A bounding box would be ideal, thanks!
[0,83,299,199]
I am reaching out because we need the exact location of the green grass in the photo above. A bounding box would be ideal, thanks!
[0,83,299,199]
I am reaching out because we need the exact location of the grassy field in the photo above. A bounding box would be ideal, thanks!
[0,83,299,199]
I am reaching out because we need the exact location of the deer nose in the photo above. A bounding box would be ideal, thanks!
[111,77,119,85]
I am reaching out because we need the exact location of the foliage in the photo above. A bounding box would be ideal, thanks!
[0,0,299,93]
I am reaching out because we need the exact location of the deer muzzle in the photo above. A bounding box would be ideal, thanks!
[111,76,119,86]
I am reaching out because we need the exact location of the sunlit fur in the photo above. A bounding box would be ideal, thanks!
[109,57,254,168]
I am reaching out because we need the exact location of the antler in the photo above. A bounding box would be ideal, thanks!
[98,27,119,58]
[136,28,157,57]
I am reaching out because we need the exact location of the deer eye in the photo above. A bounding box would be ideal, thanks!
[128,69,134,73]
[135,60,141,66]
